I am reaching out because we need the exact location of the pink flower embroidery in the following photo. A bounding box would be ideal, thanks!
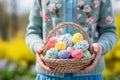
[86,16,94,25]
[93,0,100,8]
[77,1,84,8]
[76,14,82,20]
[49,3,56,13]
[50,7,56,13]
[105,16,113,24]
[43,12,49,21]
[42,0,46,5]
[83,5,91,12]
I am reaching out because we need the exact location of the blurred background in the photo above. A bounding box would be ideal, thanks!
[0,0,120,80]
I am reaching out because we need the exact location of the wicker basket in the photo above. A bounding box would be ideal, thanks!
[40,22,95,73]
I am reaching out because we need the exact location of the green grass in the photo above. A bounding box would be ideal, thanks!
[0,68,36,80]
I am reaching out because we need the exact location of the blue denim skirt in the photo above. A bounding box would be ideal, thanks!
[35,73,103,80]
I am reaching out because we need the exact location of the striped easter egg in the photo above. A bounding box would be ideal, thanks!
[58,35,72,47]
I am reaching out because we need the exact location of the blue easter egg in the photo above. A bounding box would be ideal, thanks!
[58,35,72,47]
[65,33,72,38]
[45,48,58,58]
[58,50,70,59]
[74,40,89,51]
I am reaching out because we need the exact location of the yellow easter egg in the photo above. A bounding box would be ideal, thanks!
[55,41,66,51]
[72,33,83,44]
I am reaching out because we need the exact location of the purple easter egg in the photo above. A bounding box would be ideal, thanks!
[58,50,70,59]
[58,35,72,47]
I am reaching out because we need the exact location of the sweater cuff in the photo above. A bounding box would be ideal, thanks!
[33,41,44,54]
[97,42,107,55]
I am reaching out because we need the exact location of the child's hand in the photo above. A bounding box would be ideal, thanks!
[80,43,103,72]
[36,44,44,54]
[36,45,53,72]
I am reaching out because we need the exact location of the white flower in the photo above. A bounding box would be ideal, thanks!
[76,14,82,20]
[56,4,62,8]
[86,16,94,25]
[83,5,91,12]
[48,3,56,13]
[105,16,113,24]
[93,0,100,8]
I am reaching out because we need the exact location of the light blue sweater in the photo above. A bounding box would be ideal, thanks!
[25,0,118,77]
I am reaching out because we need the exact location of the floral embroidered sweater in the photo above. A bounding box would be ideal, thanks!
[25,0,118,77]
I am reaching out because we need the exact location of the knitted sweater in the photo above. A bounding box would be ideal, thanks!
[25,0,118,77]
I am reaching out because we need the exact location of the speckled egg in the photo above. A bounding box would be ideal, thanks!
[58,50,70,59]
[71,50,83,59]
[65,33,72,38]
[55,41,67,51]
[72,33,83,44]
[45,48,58,58]
[73,40,89,51]
[83,50,91,58]
[58,35,72,47]
[47,37,58,50]
[67,47,74,55]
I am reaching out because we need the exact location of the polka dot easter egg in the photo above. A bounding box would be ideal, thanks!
[55,41,67,51]
[74,40,89,51]
[71,50,83,59]
[45,48,58,58]
[58,50,70,59]
[58,35,72,47]
[47,37,58,50]
[83,50,91,58]
[72,33,83,44]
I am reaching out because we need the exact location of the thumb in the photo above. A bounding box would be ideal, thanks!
[91,43,99,54]
[36,45,44,54]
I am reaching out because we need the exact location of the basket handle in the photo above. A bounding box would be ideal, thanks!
[42,22,92,54]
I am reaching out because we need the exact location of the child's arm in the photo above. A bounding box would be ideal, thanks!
[97,0,118,55]
[25,0,44,54]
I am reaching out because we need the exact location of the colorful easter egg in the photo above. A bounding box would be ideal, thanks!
[83,50,91,58]
[55,41,67,51]
[65,33,72,38]
[72,33,83,44]
[67,47,74,55]
[58,35,72,47]
[71,50,83,59]
[58,50,70,59]
[47,37,58,50]
[74,40,89,51]
[45,48,58,58]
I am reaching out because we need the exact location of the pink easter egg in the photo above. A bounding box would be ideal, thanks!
[67,47,74,55]
[71,50,83,59]
[47,37,58,50]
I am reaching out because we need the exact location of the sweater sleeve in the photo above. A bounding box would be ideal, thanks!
[25,0,44,54]
[97,0,118,55]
